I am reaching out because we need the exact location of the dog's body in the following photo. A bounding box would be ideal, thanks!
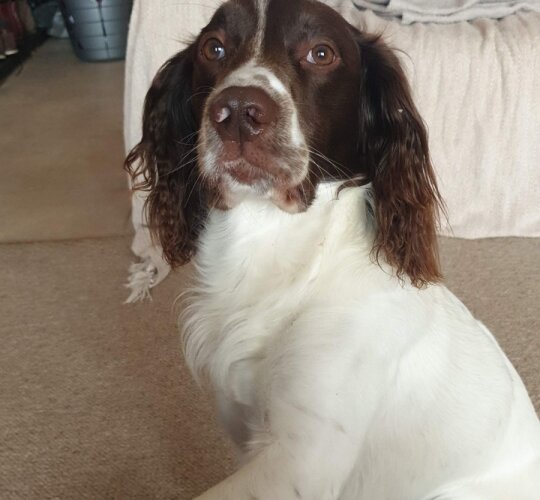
[126,0,540,498]
[186,184,540,500]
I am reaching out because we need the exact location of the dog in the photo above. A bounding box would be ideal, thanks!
[125,1,540,498]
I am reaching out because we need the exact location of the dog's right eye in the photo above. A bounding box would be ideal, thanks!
[202,38,226,61]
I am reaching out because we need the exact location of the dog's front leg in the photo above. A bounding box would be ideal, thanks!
[194,343,389,500]
[194,433,356,500]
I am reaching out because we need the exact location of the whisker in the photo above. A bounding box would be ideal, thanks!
[309,157,331,180]
[174,131,199,146]
[186,88,215,104]
[185,164,204,205]
[176,144,199,165]
[308,147,351,178]
[296,146,351,180]
[166,154,199,177]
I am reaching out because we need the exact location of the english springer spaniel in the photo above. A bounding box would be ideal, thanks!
[126,1,540,498]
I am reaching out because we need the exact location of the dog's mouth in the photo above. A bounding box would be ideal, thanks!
[199,131,310,213]
[219,141,286,186]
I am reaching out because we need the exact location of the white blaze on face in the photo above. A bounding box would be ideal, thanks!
[254,0,269,58]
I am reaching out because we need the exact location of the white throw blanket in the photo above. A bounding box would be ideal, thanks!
[353,0,540,23]
[124,0,540,301]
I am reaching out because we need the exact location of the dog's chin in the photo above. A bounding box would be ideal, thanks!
[226,159,272,186]
[208,159,310,214]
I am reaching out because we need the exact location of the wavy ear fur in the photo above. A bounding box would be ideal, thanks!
[125,46,205,267]
[356,33,444,287]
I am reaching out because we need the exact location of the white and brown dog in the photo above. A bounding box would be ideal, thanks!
[126,1,540,498]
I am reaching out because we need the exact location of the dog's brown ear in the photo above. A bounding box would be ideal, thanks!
[355,33,444,287]
[125,46,206,267]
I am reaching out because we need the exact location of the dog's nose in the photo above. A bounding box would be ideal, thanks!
[209,86,278,143]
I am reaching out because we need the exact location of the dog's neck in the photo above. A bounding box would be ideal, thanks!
[198,182,374,291]
[182,183,392,389]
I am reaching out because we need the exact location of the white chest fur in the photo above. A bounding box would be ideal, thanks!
[181,184,373,393]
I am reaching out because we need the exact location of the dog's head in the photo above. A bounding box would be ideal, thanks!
[126,0,443,287]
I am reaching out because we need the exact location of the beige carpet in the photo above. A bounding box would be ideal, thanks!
[0,236,538,499]
[0,40,131,243]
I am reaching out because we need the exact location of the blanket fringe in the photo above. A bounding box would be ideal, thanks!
[124,260,158,303]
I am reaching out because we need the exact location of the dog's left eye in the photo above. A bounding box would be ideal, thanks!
[202,38,226,61]
[306,44,336,66]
